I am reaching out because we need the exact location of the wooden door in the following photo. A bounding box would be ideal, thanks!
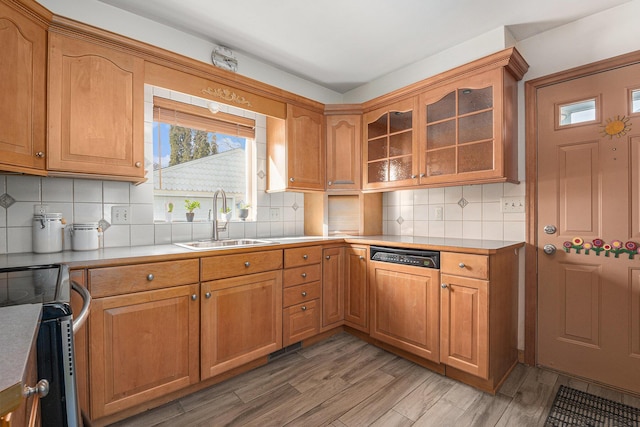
[344,246,368,331]
[369,261,439,362]
[287,104,325,190]
[48,32,145,180]
[440,274,489,379]
[201,271,282,379]
[537,62,640,394]
[326,114,361,190]
[0,1,47,174]
[89,285,200,418]
[322,246,345,328]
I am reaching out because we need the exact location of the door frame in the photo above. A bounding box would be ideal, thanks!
[524,49,640,365]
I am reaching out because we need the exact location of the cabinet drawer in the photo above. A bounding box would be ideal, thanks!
[283,263,321,287]
[89,259,199,298]
[283,299,320,346]
[441,252,489,279]
[201,250,283,281]
[283,282,321,308]
[284,246,322,268]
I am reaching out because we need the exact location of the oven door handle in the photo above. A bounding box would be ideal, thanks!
[71,281,91,334]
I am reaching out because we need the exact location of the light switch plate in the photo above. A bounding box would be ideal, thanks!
[500,197,525,213]
[270,207,281,221]
[111,206,131,224]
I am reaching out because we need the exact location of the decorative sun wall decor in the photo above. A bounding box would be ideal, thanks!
[600,115,631,138]
[563,237,639,259]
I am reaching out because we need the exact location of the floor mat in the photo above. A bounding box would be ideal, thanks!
[545,385,640,426]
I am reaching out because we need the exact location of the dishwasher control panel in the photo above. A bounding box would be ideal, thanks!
[370,246,440,269]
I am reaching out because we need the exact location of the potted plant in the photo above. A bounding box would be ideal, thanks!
[165,202,174,222]
[184,199,200,222]
[238,201,250,221]
[219,206,232,222]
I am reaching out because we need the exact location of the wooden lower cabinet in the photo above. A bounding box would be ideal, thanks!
[1,341,41,427]
[369,261,440,362]
[201,271,282,379]
[322,246,345,329]
[88,284,200,419]
[440,274,489,379]
[283,300,320,346]
[344,246,368,332]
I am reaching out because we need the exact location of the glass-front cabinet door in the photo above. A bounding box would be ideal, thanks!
[419,69,512,185]
[363,98,417,190]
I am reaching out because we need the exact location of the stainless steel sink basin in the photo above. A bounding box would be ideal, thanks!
[174,239,275,250]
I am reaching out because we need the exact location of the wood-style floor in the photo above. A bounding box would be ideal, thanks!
[109,332,640,427]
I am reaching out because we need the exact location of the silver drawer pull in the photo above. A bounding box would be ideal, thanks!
[205,292,211,299]
[244,261,250,267]
[359,256,364,260]
[191,294,197,301]
[301,291,307,297]
[301,273,307,278]
[147,274,154,281]
[303,254,308,260]
[301,306,307,311]
[441,283,448,289]
[23,379,49,399]
[458,263,466,268]
[326,255,330,260]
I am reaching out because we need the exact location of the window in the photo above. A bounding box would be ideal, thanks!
[632,89,640,113]
[558,98,597,126]
[152,96,256,222]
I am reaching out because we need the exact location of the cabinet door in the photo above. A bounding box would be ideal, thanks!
[440,274,489,379]
[89,284,200,418]
[201,271,282,379]
[48,32,145,181]
[283,300,320,346]
[287,104,325,191]
[419,69,506,185]
[322,246,345,328]
[370,261,440,362]
[326,114,361,190]
[344,246,368,331]
[0,2,47,174]
[363,98,418,190]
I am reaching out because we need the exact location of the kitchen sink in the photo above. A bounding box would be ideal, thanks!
[174,239,275,250]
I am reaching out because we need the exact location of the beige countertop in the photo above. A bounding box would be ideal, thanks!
[0,304,42,418]
[0,235,524,269]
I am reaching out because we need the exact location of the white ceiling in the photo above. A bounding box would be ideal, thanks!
[99,0,631,93]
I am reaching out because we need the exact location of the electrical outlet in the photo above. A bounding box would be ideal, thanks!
[33,204,48,215]
[270,207,281,221]
[500,197,525,213]
[111,206,131,224]
[433,206,443,221]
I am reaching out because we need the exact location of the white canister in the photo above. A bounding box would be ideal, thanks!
[32,213,64,254]
[70,223,100,251]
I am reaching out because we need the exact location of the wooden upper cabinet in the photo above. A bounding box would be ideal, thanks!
[418,67,517,185]
[363,97,418,190]
[47,32,145,182]
[267,103,325,192]
[0,0,49,175]
[326,113,361,191]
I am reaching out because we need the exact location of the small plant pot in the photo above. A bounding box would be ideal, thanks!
[239,209,249,221]
[186,212,195,222]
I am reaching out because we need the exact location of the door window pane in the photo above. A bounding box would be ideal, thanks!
[559,99,597,125]
[389,111,412,133]
[458,87,493,115]
[632,89,640,113]
[427,91,456,123]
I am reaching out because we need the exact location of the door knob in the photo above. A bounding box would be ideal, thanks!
[543,244,557,255]
[544,225,557,234]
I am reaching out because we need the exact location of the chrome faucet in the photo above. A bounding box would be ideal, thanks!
[211,188,228,240]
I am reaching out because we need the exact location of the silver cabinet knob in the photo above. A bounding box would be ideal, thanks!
[35,151,45,158]
[301,273,307,278]
[544,225,557,234]
[325,255,330,260]
[23,379,49,398]
[290,177,295,182]
[328,181,332,186]
[359,255,364,260]
[244,261,250,267]
[147,274,154,281]
[458,263,465,268]
[135,161,142,168]
[205,292,211,299]
[303,254,308,260]
[543,244,557,255]
[411,174,417,179]
[441,284,448,289]
[301,291,307,297]
[191,294,197,301]
[301,306,307,311]
[419,173,425,178]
